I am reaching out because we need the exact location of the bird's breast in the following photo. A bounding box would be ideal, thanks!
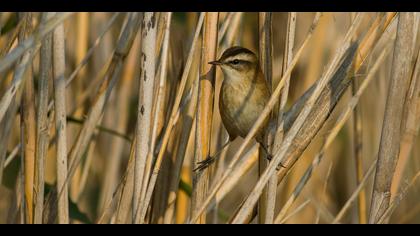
[219,76,270,138]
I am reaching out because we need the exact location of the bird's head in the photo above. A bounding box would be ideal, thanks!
[209,46,259,80]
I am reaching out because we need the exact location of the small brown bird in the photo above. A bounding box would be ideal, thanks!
[195,46,271,171]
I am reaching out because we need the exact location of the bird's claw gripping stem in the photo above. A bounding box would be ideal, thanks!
[266,154,287,170]
[194,156,215,172]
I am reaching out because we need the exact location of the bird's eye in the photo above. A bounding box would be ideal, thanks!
[231,59,240,65]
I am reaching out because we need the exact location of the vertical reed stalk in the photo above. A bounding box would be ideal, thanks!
[143,13,172,215]
[351,46,366,225]
[271,11,296,223]
[34,12,54,224]
[75,12,89,90]
[115,137,137,224]
[369,13,415,224]
[133,12,157,224]
[18,13,36,224]
[191,12,219,224]
[351,12,367,225]
[391,45,420,197]
[258,12,276,224]
[52,15,69,224]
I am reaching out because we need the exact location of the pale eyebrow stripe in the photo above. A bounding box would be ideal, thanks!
[225,54,253,63]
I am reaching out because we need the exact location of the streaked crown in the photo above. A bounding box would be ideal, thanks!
[210,46,259,75]
[218,46,257,64]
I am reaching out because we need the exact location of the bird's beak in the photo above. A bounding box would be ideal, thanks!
[209,60,223,66]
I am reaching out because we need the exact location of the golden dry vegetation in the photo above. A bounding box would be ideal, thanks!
[0,12,419,224]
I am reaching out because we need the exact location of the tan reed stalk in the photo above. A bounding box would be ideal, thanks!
[390,27,420,198]
[52,15,69,224]
[258,12,276,224]
[350,13,367,224]
[132,12,157,224]
[191,12,219,224]
[369,13,416,224]
[33,12,54,225]
[16,13,36,224]
[142,13,172,218]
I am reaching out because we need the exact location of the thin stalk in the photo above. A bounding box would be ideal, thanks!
[369,13,416,224]
[278,199,311,224]
[133,12,157,224]
[191,12,219,224]
[333,159,378,223]
[391,42,420,197]
[76,132,97,200]
[52,16,69,224]
[4,144,20,169]
[34,12,53,224]
[115,138,137,224]
[352,53,366,224]
[18,13,36,224]
[273,12,296,222]
[141,12,172,212]
[258,12,275,224]
[75,12,89,91]
[272,12,297,224]
[278,12,296,124]
[66,116,131,142]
